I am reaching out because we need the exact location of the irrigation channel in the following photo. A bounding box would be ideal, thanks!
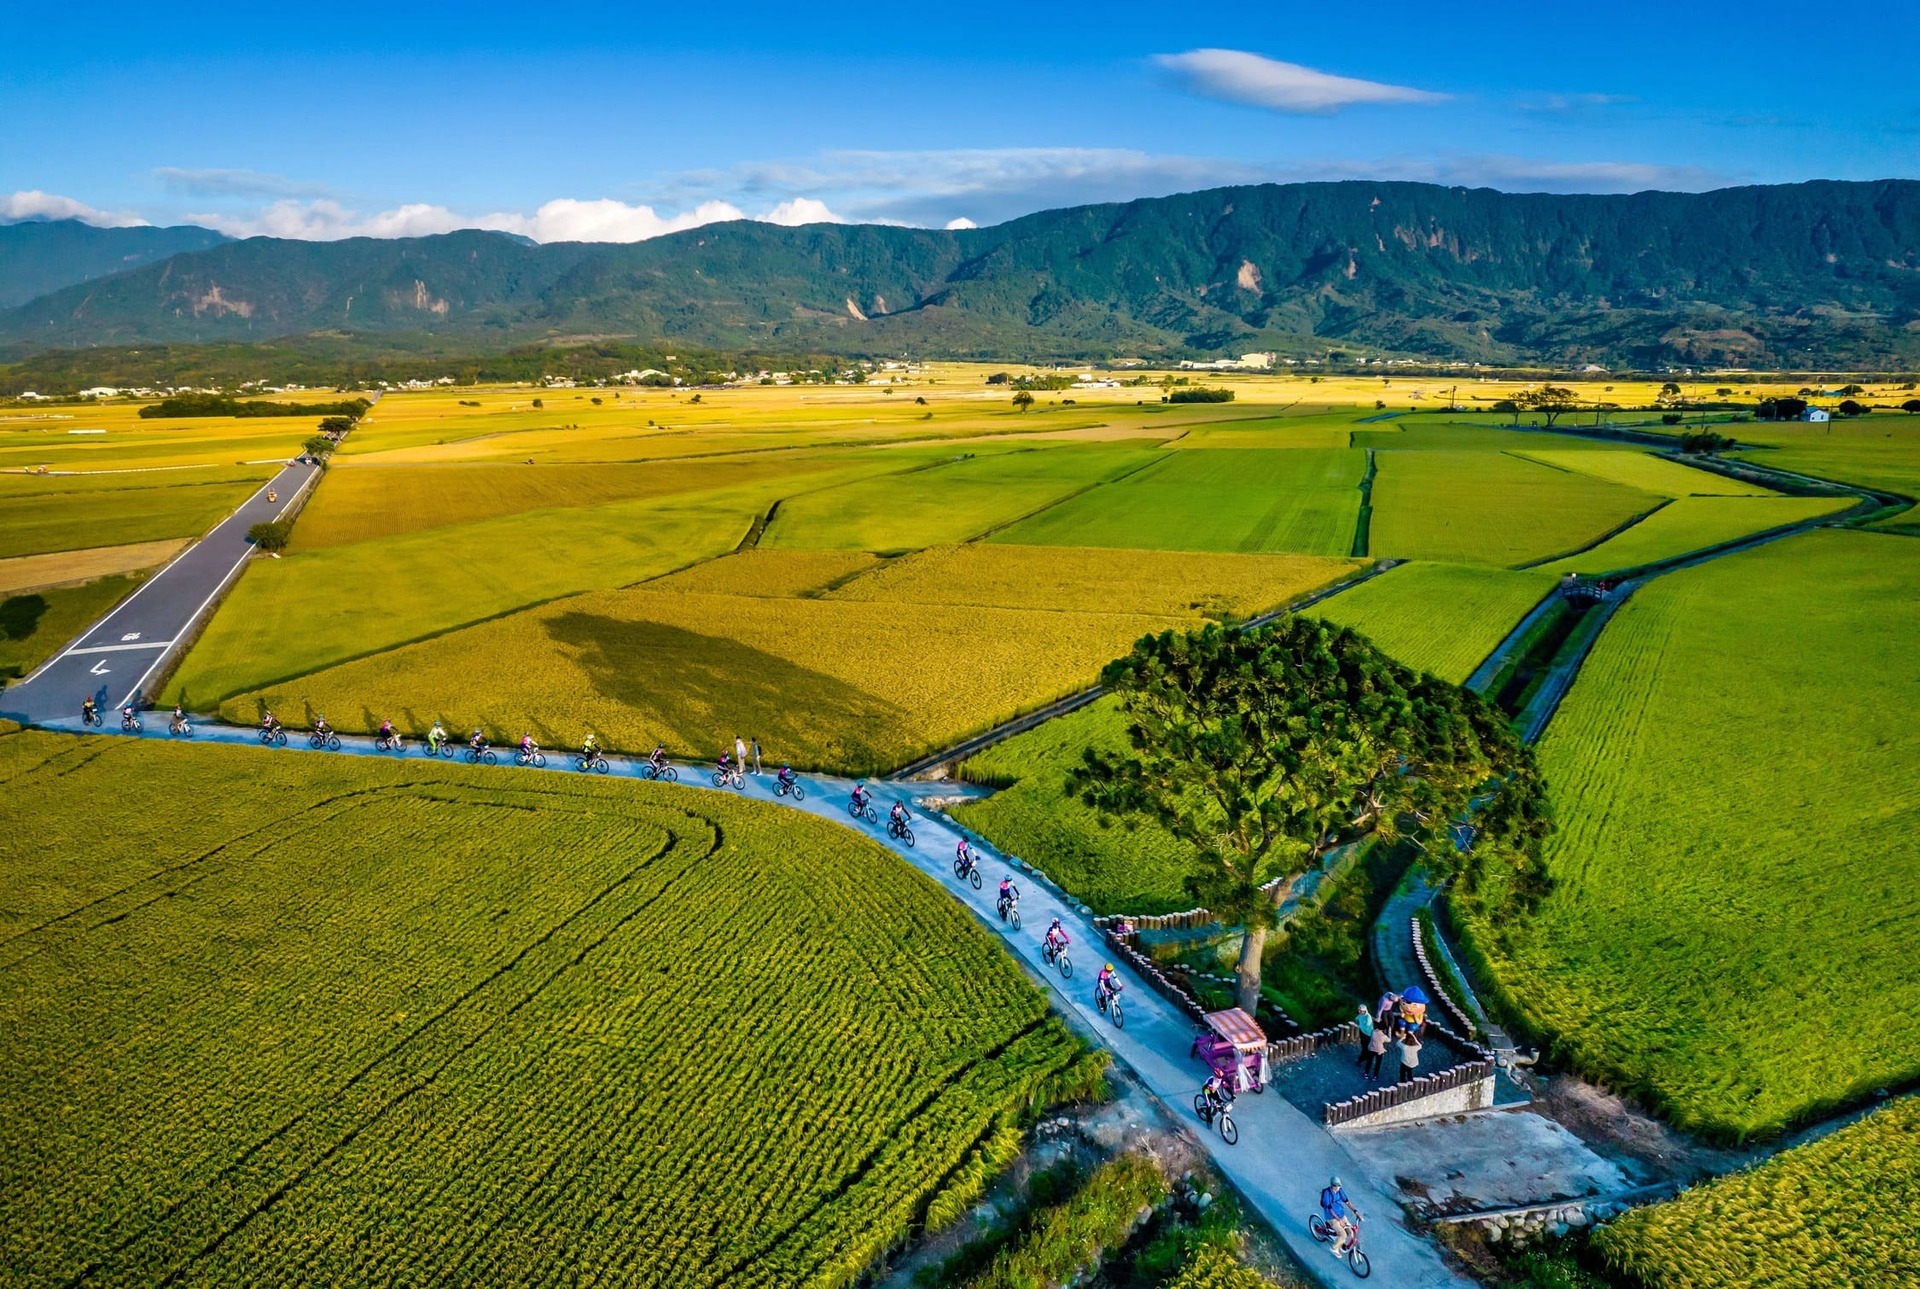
[35,714,1472,1289]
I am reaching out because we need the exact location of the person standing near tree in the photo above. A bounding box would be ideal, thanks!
[751,738,762,775]
[735,735,748,775]
[1353,1005,1375,1068]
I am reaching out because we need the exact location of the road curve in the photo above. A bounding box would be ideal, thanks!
[31,717,1472,1289]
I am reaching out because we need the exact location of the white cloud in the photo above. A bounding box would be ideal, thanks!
[1154,49,1448,114]
[501,197,749,242]
[760,197,844,226]
[0,190,148,227]
[945,217,978,230]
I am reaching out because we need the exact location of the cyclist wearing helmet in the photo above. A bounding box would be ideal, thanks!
[470,727,488,752]
[955,837,976,870]
[997,875,1019,907]
[777,763,797,789]
[1043,917,1070,954]
[428,720,447,753]
[1096,961,1123,1005]
[1320,1177,1360,1258]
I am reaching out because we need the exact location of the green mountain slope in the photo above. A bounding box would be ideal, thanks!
[0,220,229,308]
[4,180,1918,366]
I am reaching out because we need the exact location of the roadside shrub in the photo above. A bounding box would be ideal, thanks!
[1169,388,1235,404]
[246,520,293,552]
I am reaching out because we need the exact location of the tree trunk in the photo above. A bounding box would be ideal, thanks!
[1233,924,1267,1015]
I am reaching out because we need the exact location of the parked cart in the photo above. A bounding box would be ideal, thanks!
[1190,1007,1270,1094]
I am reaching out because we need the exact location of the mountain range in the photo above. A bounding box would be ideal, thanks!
[4,179,1918,369]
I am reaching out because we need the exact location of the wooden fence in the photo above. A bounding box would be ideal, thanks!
[1408,916,1479,1037]
[1324,1058,1496,1129]
[1267,1020,1360,1064]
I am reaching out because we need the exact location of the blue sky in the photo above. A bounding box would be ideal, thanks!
[5,0,1916,241]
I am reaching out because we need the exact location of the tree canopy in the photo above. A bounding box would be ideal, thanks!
[1072,618,1550,1014]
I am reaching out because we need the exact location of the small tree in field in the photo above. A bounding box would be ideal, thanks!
[1492,398,1521,425]
[247,520,293,552]
[1012,390,1035,412]
[1519,385,1578,426]
[1072,619,1548,1015]
[301,434,336,459]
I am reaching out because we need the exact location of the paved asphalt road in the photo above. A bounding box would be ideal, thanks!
[1,459,318,725]
[36,718,1474,1288]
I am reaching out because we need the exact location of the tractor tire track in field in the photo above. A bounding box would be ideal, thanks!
[69,818,710,1286]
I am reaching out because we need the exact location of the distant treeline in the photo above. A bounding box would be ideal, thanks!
[1168,387,1235,403]
[138,394,373,419]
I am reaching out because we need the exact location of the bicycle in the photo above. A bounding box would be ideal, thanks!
[886,815,916,848]
[260,726,287,747]
[465,746,497,765]
[712,766,745,791]
[1041,938,1073,978]
[996,895,1021,930]
[81,706,104,727]
[1096,981,1126,1029]
[774,777,806,801]
[847,797,878,825]
[376,731,404,752]
[121,712,143,733]
[170,716,193,738]
[953,851,982,889]
[1307,1213,1370,1279]
[642,760,678,782]
[308,730,341,751]
[577,753,610,774]
[422,738,455,759]
[1193,1091,1239,1146]
[516,748,547,768]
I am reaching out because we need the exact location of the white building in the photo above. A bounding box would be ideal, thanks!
[1801,406,1831,423]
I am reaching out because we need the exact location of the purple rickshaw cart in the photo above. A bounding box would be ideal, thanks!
[1190,1006,1271,1094]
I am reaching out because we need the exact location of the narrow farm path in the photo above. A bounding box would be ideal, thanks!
[40,717,1474,1289]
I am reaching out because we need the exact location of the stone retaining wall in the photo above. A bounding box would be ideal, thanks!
[1324,1058,1497,1129]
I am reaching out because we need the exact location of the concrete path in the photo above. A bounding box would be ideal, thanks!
[39,719,1474,1288]
[0,459,319,724]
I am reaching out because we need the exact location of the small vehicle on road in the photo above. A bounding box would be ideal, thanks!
[170,713,193,738]
[376,730,404,752]
[847,793,878,825]
[516,748,546,768]
[1095,975,1125,1028]
[121,709,142,733]
[260,725,287,747]
[308,729,341,751]
[1041,936,1073,979]
[886,813,915,848]
[465,744,497,766]
[774,773,805,801]
[996,889,1021,929]
[577,752,610,774]
[642,759,677,782]
[953,846,982,889]
[1308,1211,1370,1279]
[712,765,745,790]
[81,702,104,728]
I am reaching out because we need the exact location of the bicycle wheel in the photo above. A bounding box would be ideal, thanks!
[484,750,497,765]
[1348,1250,1370,1279]
[534,752,546,768]
[952,857,967,877]
[663,765,678,782]
[712,771,726,787]
[1194,1093,1211,1118]
[902,827,914,847]
[1219,1113,1238,1146]
[1308,1216,1330,1243]
[1058,954,1072,979]
[327,735,341,751]
[1112,999,1125,1028]
[791,784,804,801]
[968,868,981,889]
[1009,907,1020,930]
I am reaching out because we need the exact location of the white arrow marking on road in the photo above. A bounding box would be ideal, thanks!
[121,632,142,641]
[90,660,111,675]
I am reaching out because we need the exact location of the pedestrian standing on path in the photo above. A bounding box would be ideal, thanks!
[1364,1023,1390,1080]
[751,738,762,774]
[1353,1005,1375,1067]
[1396,1031,1422,1084]
[735,735,748,774]
[1375,990,1400,1033]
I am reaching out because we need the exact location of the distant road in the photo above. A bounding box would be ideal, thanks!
[1,460,318,725]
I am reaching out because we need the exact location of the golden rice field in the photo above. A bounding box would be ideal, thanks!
[824,544,1362,618]
[0,537,184,595]
[219,587,1189,774]
[644,549,884,598]
[1532,495,1853,576]
[1594,1095,1920,1288]
[0,729,1088,1286]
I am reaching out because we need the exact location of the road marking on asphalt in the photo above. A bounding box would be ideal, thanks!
[64,641,173,656]
[121,632,141,641]
[89,660,111,675]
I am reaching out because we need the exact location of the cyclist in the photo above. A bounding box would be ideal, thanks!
[955,837,977,872]
[313,714,332,738]
[469,727,488,753]
[776,763,797,791]
[850,782,872,814]
[997,875,1019,911]
[582,732,601,761]
[378,718,395,743]
[715,750,734,780]
[1319,1177,1360,1259]
[1202,1066,1234,1115]
[172,703,189,734]
[519,732,539,759]
[262,710,281,735]
[1043,917,1070,957]
[648,743,669,773]
[1096,961,1124,1007]
[428,720,447,753]
[82,696,97,724]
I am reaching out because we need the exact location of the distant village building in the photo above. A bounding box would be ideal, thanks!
[1801,406,1831,423]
